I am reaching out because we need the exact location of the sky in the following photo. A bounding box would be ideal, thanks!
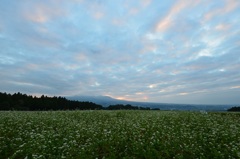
[0,0,240,105]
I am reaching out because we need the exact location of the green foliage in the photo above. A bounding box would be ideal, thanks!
[0,111,240,158]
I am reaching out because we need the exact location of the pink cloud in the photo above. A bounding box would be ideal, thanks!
[129,8,139,15]
[112,19,126,26]
[125,0,152,16]
[224,0,239,12]
[204,0,239,21]
[215,24,231,31]
[141,0,152,8]
[23,2,67,23]
[24,35,61,49]
[155,0,201,32]
[85,2,106,20]
[141,45,157,54]
[93,11,105,19]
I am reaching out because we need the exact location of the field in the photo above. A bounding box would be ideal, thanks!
[0,111,240,159]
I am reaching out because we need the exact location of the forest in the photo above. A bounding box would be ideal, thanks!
[0,92,150,111]
[227,106,240,112]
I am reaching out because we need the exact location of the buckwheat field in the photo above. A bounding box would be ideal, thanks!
[0,111,240,159]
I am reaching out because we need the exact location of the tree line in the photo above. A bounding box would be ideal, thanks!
[0,92,152,111]
[227,106,240,112]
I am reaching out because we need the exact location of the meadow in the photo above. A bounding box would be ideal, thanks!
[0,110,239,159]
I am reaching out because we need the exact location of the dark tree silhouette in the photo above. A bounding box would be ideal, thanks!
[0,92,102,111]
[0,92,153,111]
[227,106,240,112]
[106,104,150,110]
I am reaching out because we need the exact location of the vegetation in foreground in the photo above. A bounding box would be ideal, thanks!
[0,111,240,159]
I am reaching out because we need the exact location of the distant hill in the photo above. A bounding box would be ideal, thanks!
[66,95,121,106]
[1,92,233,111]
[66,95,233,111]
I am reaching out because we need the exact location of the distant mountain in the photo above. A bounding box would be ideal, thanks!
[66,95,234,111]
[66,95,122,106]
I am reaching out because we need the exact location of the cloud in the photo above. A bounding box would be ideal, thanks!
[215,24,231,31]
[231,86,240,89]
[141,0,152,8]
[0,0,240,104]
[204,0,240,22]
[154,0,200,32]
[22,1,68,23]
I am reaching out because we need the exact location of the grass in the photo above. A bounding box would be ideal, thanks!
[0,110,240,159]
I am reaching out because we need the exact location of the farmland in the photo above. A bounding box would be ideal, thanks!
[0,111,240,159]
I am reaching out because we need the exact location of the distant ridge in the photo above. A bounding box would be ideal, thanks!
[66,95,120,106]
[66,95,233,111]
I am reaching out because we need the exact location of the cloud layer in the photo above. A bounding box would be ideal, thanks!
[0,0,240,104]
